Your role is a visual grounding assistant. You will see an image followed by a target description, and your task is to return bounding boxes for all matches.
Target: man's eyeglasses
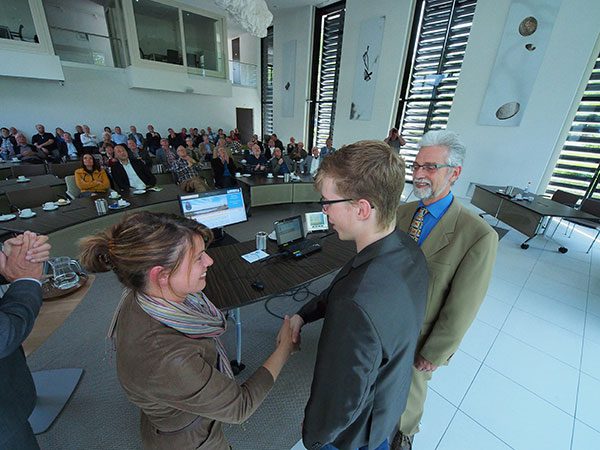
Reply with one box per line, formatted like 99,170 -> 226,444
409,163 -> 456,173
319,198 -> 354,209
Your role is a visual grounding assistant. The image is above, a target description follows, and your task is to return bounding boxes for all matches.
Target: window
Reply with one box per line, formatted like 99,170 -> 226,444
182,10 -> 224,73
546,50 -> 600,200
133,0 -> 182,65
308,1 -> 345,149
261,26 -> 274,137
42,0 -> 129,68
396,0 -> 477,180
0,0 -> 38,43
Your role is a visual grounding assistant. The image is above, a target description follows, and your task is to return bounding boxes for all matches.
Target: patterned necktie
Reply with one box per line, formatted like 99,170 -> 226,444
408,207 -> 428,243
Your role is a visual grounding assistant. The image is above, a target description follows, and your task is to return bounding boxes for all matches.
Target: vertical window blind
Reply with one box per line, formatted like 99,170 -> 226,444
261,26 -> 274,138
546,51 -> 600,200
396,0 -> 477,180
309,1 -> 345,149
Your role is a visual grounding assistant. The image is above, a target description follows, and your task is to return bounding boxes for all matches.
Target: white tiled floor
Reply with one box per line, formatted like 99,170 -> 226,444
414,216 -> 600,450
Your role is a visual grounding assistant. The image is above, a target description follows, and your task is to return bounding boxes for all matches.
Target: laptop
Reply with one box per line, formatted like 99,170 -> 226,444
274,215 -> 322,258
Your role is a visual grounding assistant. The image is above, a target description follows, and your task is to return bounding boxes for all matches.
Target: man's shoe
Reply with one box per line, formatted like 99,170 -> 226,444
390,430 -> 413,450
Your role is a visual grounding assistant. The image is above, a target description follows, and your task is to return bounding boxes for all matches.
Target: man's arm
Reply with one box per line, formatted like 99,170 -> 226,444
303,301 -> 380,448
419,229 -> 498,366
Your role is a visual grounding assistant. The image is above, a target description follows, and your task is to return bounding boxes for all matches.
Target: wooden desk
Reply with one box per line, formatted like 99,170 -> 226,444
236,174 -> 320,207
471,184 -> 598,252
0,174 -> 64,194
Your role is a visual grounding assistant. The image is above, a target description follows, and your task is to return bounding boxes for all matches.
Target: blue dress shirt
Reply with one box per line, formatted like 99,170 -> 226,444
414,192 -> 454,246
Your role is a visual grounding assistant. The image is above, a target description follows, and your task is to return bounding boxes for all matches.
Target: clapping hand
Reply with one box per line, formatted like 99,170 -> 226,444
0,231 -> 50,282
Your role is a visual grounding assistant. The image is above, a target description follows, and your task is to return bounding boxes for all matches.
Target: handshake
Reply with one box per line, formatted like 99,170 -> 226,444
275,314 -> 304,355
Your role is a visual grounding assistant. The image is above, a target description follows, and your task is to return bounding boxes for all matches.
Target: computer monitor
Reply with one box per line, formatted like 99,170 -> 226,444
274,215 -> 304,246
179,187 -> 247,236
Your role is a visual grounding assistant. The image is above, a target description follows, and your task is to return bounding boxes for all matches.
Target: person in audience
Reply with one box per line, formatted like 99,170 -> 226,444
301,147 -> 321,177
156,138 -> 177,167
391,131 -> 498,450
170,146 -> 209,193
245,144 -> 267,173
167,128 -> 184,149
59,132 -> 79,161
265,138 -> 276,160
190,128 -> 202,147
128,126 -> 145,149
112,126 -> 128,145
111,144 -> 156,192
271,133 -> 284,151
283,140 -> 428,450
206,126 -> 218,144
185,137 -> 204,162
225,136 -> 242,154
268,147 -> 294,175
81,125 -> 99,152
320,137 -> 336,157
14,133 -> 44,164
9,127 -> 18,137
146,124 -> 161,154
384,128 -> 406,151
79,212 -> 296,450
217,128 -> 225,142
180,127 -> 189,141
233,128 -> 241,141
0,231 -> 51,450
199,134 -> 215,161
289,141 -> 307,162
211,146 -> 237,188
251,134 -> 264,153
99,143 -> 117,170
32,123 -> 58,161
73,124 -> 84,153
74,153 -> 110,196
229,130 -> 240,142
104,126 -> 112,134
0,127 -> 17,160
126,138 -> 151,168
54,127 -> 66,146
99,132 -> 115,153
286,136 -> 297,155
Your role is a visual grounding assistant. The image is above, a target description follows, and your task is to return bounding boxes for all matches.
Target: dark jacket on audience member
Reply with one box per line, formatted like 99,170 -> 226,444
0,278 -> 43,449
211,157 -> 237,188
111,158 -> 156,191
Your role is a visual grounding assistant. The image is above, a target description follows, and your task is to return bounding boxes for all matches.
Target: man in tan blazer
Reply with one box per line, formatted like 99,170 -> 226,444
392,130 -> 498,450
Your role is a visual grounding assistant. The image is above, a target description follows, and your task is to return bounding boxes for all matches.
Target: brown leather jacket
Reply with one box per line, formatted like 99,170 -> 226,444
114,291 -> 274,449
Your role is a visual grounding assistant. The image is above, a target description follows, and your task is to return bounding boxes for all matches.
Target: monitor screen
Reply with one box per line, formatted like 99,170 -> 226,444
274,215 -> 304,246
179,187 -> 247,229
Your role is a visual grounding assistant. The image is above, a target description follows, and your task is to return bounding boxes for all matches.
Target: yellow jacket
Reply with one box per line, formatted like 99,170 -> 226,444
74,168 -> 110,193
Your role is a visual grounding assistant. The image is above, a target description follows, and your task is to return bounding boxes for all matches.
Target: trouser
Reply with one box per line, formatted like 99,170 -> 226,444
321,438 -> 389,450
0,420 -> 40,450
398,367 -> 433,436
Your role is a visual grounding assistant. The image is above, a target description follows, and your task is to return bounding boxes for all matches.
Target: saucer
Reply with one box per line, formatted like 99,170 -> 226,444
108,195 -> 121,200
56,199 -> 71,206
43,205 -> 59,211
277,175 -> 284,178
109,201 -> 130,210
132,189 -> 146,195
17,178 -> 30,183
147,187 -> 162,192
242,174 -> 252,177
19,212 -> 36,219
0,214 -> 16,222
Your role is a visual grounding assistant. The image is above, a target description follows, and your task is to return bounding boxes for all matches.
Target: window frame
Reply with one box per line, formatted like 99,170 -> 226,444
0,0 -> 55,55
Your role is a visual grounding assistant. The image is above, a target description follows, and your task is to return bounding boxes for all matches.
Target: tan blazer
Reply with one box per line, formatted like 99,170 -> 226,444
115,291 -> 274,449
397,198 -> 498,366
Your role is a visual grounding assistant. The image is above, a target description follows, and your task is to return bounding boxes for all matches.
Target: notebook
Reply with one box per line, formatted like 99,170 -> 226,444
274,215 -> 322,258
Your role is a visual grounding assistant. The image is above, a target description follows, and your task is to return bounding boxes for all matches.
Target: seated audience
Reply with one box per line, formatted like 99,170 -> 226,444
59,132 -> 79,161
79,212 -> 295,450
128,126 -> 145,149
111,144 -> 156,192
269,147 -> 294,175
320,137 -> 335,157
211,146 -> 238,188
170,146 -> 209,193
145,124 -> 161,154
127,138 -> 152,169
111,126 -> 128,145
73,124 -> 84,152
286,137 -> 297,155
81,125 -> 99,152
384,127 -> 406,150
74,153 -> 111,196
301,147 -> 321,177
199,134 -> 215,161
0,127 -> 17,160
156,138 -> 177,167
32,123 -> 58,161
167,128 -> 184,149
99,132 -> 115,153
15,133 -> 46,164
245,144 -> 268,173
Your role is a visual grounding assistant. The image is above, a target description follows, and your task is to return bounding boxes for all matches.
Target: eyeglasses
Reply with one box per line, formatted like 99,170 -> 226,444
409,163 -> 456,173
319,198 -> 354,209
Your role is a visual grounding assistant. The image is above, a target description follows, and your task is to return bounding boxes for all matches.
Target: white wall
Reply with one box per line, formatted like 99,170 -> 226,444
272,6 -> 314,144
448,0 -> 600,197
333,0 -> 415,145
0,64 -> 261,139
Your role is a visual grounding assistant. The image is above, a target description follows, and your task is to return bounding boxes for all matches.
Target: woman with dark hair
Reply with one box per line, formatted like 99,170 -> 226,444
74,153 -> 110,196
79,212 -> 295,449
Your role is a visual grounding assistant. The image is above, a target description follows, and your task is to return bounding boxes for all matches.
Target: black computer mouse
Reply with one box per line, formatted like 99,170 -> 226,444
251,281 -> 265,291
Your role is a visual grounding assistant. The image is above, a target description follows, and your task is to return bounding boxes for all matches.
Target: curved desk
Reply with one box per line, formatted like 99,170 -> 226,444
236,174 -> 320,207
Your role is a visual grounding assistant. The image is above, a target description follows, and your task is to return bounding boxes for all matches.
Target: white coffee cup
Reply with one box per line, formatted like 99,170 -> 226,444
43,202 -> 55,209
11,157 -> 19,162
117,199 -> 127,207
267,173 -> 274,178
110,191 -> 119,198
17,175 -> 26,180
235,172 -> 242,177
20,208 -> 33,217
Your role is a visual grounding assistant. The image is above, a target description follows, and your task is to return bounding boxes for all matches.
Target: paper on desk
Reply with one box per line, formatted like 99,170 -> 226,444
241,250 -> 269,263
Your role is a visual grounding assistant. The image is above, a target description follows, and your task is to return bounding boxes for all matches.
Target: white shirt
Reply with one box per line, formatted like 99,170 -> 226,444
66,142 -> 78,158
112,133 -> 127,145
81,133 -> 97,147
310,157 -> 320,176
121,160 -> 146,190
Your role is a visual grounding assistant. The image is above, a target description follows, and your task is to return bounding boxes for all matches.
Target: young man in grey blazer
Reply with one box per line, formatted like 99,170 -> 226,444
282,141 -> 429,450
0,231 -> 51,450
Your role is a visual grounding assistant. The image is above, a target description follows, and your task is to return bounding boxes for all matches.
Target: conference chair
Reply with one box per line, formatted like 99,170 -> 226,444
549,189 -> 580,237
64,175 -> 81,200
48,161 -> 81,179
563,198 -> 600,253
6,185 -> 57,210
11,164 -> 47,178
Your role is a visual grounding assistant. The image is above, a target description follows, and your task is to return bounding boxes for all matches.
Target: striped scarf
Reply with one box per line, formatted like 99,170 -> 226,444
136,291 -> 234,379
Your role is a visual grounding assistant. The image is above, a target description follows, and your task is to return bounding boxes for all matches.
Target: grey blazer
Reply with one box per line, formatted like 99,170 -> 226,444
0,279 -> 43,447
297,229 -> 428,450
